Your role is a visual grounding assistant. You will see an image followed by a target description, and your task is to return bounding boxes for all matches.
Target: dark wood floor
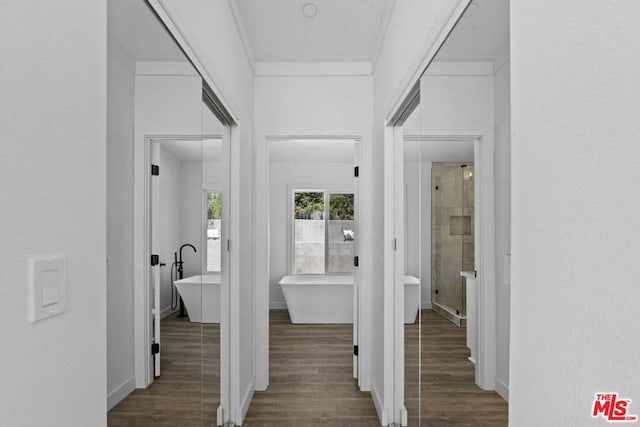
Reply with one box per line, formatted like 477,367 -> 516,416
107,313 -> 219,427
108,309 -> 507,426
242,310 -> 379,426
406,309 -> 508,427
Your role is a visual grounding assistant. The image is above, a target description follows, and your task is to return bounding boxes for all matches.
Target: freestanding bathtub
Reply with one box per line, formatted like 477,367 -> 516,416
174,274 -> 220,323
279,274 -> 353,324
278,274 -> 421,324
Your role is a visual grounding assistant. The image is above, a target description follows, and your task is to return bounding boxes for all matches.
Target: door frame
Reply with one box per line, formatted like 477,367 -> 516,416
403,134 -> 494,389
254,130 -> 372,392
137,134 -> 227,387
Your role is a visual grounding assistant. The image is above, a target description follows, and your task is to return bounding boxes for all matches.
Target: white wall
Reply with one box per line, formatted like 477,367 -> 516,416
493,57 -> 511,401
510,2 -> 640,425
158,148 -> 182,316
0,2 -> 107,426
254,74 -> 373,129
153,2 -> 256,421
269,163 -> 354,307
107,34 -> 136,409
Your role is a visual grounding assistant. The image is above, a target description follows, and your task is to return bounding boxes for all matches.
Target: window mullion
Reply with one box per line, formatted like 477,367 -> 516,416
324,191 -> 329,274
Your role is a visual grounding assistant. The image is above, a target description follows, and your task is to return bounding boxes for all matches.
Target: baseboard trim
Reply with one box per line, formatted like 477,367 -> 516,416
269,301 -> 287,310
495,377 -> 509,401
161,307 -> 175,319
371,380 -> 389,425
236,378 -> 255,424
421,301 -> 433,309
107,376 -> 136,411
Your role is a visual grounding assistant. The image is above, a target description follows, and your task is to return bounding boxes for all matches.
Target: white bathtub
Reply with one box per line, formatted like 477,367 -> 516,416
174,274 -> 220,323
279,274 -> 353,324
404,275 -> 420,324
278,274 -> 421,324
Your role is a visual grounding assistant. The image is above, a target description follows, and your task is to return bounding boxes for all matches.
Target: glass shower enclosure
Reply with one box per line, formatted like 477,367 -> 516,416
431,162 -> 474,325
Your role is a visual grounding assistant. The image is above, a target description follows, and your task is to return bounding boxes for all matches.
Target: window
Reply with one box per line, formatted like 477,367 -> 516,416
206,191 -> 221,272
292,190 -> 355,274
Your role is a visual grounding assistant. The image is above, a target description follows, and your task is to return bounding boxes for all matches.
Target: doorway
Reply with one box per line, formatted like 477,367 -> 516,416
254,135 -> 367,394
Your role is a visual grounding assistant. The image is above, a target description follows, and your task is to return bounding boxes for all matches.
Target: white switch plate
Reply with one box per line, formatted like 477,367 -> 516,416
28,255 -> 67,323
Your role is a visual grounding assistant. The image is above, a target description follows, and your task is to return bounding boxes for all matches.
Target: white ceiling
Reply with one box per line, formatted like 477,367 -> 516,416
108,0 -> 187,62
269,140 -> 355,164
234,0 -> 393,62
435,0 -> 509,62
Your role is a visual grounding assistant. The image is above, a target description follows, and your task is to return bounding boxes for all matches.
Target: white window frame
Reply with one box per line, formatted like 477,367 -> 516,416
203,188 -> 222,274
288,185 -> 355,275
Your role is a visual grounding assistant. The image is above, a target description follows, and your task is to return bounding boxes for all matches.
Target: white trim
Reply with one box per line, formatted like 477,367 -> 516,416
371,380 -> 389,426
107,376 -> 136,411
255,62 -> 371,76
254,129 -> 372,394
226,124 -> 239,424
392,126 -> 406,421
286,184 -> 355,276
384,0 -> 471,124
270,162 -> 353,169
495,377 -> 509,402
202,188 -> 223,274
135,61 -> 199,76
160,306 -> 175,319
227,0 -> 256,74
405,135 -> 496,390
235,378 -> 255,425
383,125 -> 396,422
473,136 -> 497,391
269,302 -> 287,310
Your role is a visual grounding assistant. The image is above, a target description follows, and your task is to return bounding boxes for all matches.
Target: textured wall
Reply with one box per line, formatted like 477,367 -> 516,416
510,1 -> 640,425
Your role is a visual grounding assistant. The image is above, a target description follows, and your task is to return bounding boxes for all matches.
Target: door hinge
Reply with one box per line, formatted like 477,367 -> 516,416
354,166 -> 359,177
150,254 -> 159,266
353,345 -> 358,356
474,270 -> 478,278
151,342 -> 160,355
354,256 -> 359,267
151,164 -> 159,176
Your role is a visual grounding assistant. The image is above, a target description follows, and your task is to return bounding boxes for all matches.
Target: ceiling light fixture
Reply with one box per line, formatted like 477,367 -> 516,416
302,3 -> 318,18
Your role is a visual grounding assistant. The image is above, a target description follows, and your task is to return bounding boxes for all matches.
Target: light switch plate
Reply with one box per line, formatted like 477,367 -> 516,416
29,255 -> 67,323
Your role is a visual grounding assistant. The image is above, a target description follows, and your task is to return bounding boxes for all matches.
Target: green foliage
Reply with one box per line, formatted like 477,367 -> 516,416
294,191 -> 354,220
294,192 -> 324,219
207,192 -> 221,220
329,193 -> 354,220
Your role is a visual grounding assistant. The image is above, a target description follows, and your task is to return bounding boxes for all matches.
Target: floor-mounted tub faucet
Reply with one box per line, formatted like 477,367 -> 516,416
176,243 -> 196,318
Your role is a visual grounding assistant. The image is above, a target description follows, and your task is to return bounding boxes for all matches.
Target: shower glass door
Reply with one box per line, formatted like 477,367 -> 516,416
431,163 -> 474,322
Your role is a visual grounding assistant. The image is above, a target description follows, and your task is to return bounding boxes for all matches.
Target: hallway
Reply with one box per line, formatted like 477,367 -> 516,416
243,310 -> 378,426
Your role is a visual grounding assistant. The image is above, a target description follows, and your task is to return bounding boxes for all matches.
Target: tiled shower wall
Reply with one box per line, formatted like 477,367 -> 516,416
431,162 -> 474,316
